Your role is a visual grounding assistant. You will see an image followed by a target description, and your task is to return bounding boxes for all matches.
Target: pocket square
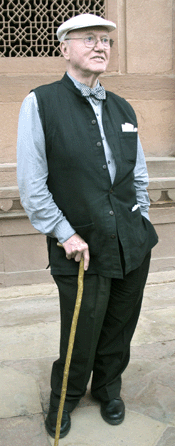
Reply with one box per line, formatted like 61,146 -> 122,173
121,123 -> 138,132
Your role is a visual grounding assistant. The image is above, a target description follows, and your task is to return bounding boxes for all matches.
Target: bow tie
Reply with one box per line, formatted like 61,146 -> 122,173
80,84 -> 106,105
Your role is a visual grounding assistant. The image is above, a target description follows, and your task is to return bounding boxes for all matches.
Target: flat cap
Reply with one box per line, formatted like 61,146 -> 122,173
56,14 -> 116,42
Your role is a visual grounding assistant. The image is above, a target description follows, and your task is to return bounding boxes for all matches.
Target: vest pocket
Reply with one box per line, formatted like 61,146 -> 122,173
119,132 -> 137,164
130,207 -> 147,246
72,222 -> 100,256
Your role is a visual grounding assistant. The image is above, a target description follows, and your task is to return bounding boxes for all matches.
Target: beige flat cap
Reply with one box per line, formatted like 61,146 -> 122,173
56,13 -> 116,42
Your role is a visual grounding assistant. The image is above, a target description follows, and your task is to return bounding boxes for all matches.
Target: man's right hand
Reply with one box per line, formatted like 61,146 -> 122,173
62,233 -> 90,271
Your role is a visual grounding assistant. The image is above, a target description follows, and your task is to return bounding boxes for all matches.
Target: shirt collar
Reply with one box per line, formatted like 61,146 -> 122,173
66,71 -> 101,93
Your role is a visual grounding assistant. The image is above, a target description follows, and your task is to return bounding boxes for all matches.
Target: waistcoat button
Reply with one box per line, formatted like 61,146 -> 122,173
109,210 -> 114,215
111,234 -> 116,239
103,165 -> 107,169
91,120 -> 96,124
97,142 -> 102,147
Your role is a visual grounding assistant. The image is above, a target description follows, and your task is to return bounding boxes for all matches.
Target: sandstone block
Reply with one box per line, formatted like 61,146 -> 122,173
126,0 -> 172,74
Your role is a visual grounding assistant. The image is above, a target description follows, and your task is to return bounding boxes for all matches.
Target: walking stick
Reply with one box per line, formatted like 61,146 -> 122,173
54,244 -> 85,446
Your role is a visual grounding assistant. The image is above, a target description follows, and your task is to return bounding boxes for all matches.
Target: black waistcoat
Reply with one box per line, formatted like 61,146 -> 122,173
33,73 -> 158,278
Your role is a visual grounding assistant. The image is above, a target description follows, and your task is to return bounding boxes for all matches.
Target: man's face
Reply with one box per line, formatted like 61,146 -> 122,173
61,27 -> 111,77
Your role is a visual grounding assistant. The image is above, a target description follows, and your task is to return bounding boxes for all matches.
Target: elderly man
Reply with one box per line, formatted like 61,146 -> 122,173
17,13 -> 158,439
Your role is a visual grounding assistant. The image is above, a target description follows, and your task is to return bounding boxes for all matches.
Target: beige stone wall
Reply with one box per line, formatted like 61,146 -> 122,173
106,0 -> 175,156
0,0 -> 175,286
0,0 -> 174,160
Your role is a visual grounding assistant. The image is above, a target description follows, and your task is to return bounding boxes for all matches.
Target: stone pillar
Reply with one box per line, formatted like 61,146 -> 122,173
104,0 -> 175,156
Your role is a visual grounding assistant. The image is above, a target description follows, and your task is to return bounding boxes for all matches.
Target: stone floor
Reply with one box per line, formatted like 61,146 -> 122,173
0,270 -> 175,446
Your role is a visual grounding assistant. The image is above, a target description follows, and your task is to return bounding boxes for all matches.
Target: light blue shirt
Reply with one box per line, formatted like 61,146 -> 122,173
17,75 -> 150,243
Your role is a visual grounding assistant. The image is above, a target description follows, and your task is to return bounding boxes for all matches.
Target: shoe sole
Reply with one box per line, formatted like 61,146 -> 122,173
45,419 -> 71,439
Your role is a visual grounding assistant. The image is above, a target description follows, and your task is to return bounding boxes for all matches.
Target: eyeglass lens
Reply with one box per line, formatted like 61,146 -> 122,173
85,37 -> 111,48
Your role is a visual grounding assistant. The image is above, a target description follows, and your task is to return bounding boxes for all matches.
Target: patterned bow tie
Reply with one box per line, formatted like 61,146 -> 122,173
80,84 -> 106,105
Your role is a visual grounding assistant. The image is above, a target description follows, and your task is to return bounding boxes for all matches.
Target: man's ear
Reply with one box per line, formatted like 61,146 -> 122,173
60,41 -> 70,60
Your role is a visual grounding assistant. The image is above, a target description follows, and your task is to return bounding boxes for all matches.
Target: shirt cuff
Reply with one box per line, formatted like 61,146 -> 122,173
141,211 -> 150,221
53,218 -> 76,244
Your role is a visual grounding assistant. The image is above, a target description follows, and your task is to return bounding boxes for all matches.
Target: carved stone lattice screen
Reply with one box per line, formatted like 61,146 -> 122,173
0,0 -> 105,57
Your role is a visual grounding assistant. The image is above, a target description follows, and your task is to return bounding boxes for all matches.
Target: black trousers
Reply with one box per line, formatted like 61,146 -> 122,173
50,251 -> 151,412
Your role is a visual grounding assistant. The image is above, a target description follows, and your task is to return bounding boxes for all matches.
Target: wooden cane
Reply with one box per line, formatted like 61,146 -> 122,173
54,244 -> 85,446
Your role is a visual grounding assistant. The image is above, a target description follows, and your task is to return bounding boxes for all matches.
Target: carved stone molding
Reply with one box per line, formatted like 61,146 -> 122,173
0,160 -> 175,219
0,182 -> 175,220
0,186 -> 23,217
0,198 -> 13,212
148,178 -> 175,207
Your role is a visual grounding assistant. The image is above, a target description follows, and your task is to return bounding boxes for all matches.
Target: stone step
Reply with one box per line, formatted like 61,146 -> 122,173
0,163 -> 17,187
146,157 -> 175,178
0,185 -> 19,198
1,158 -> 175,186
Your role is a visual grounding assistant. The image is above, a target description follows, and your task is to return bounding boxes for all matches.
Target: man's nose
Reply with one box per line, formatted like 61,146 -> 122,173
94,38 -> 104,50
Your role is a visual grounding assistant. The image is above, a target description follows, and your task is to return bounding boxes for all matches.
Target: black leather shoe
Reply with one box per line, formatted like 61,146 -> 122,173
100,398 -> 125,425
45,407 -> 71,439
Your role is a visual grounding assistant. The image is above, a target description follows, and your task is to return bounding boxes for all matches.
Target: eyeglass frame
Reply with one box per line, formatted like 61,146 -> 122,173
64,36 -> 114,49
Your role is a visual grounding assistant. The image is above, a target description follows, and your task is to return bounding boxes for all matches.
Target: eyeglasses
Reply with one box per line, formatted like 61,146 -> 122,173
65,36 -> 114,49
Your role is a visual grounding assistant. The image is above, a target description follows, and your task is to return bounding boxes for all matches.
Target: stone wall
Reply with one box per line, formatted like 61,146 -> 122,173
0,0 -> 175,286
1,0 -> 175,159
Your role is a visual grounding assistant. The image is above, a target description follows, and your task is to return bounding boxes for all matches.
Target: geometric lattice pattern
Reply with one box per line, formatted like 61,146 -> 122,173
0,0 -> 105,57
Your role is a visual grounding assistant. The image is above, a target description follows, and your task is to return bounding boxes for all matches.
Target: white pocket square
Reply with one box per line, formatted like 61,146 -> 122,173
121,123 -> 138,132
